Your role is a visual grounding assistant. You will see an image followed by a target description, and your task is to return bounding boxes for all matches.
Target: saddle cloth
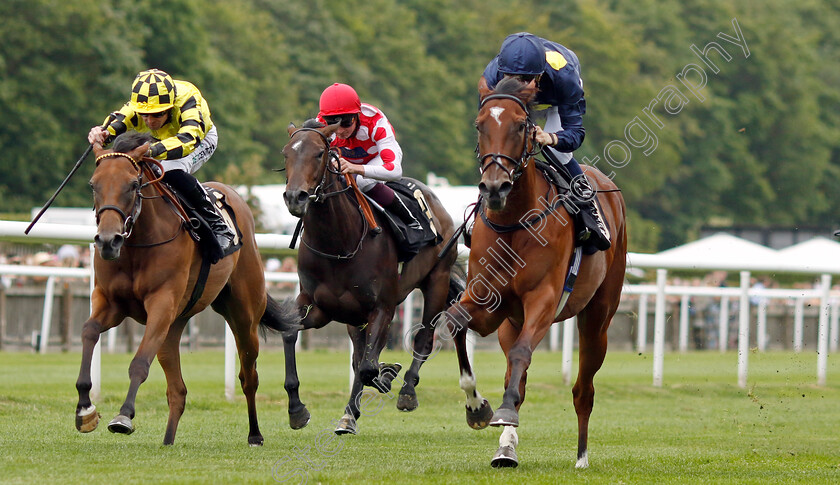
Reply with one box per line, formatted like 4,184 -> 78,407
363,179 -> 441,262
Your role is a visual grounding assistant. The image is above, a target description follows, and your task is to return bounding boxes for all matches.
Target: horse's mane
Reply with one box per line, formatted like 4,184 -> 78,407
303,118 -> 325,129
113,132 -> 156,152
484,76 -> 537,106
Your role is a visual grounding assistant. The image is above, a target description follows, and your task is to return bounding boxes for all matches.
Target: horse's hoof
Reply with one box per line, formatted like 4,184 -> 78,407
107,414 -> 134,434
396,392 -> 418,412
248,435 -> 264,447
575,451 -> 590,469
489,407 -> 519,427
491,445 -> 519,468
75,405 -> 101,433
334,413 -> 357,435
466,399 -> 494,429
373,362 -> 402,393
289,407 -> 311,430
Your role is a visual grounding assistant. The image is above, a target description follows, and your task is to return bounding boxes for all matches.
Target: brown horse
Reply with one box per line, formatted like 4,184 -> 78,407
281,121 -> 462,434
446,78 -> 627,468
74,132 -> 299,445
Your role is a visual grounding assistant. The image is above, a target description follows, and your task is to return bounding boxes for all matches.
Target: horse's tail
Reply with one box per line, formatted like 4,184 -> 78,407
260,293 -> 302,336
447,261 -> 467,305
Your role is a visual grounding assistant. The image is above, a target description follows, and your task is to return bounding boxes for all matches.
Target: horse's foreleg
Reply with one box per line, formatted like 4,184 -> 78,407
448,303 -> 493,430
157,320 -> 188,445
109,294 -> 177,435
491,303 -> 553,428
283,298 -> 327,430
75,292 -> 121,433
335,326 -> 366,435
358,307 -> 395,389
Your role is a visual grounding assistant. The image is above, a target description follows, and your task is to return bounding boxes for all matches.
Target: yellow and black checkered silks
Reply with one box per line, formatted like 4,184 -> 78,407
103,72 -> 214,161
130,69 -> 176,113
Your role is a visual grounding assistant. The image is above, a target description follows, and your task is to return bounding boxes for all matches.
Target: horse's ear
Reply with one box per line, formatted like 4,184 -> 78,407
129,142 -> 150,161
323,123 -> 340,137
287,123 -> 296,136
478,76 -> 492,103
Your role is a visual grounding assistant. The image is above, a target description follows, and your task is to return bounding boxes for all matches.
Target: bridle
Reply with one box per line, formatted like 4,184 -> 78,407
287,127 -> 367,260
93,152 -> 166,242
477,94 -> 541,183
288,127 -> 349,202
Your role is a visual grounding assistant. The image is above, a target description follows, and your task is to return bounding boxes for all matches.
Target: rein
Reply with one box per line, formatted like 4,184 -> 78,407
94,152 -> 184,248
288,127 -> 369,260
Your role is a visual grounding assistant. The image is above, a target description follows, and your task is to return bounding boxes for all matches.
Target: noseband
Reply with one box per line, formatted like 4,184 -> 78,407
289,127 -> 344,203
477,94 -> 541,182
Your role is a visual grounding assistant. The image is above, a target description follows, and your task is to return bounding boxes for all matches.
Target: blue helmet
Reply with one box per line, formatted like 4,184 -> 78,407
497,32 -> 545,75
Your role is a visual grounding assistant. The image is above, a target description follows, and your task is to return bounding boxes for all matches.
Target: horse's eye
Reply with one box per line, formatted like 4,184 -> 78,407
129,181 -> 139,192
519,122 -> 527,132
316,150 -> 324,160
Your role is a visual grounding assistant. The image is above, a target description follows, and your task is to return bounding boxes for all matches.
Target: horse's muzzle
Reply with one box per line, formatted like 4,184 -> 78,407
478,179 -> 512,211
94,232 -> 124,260
283,189 -> 311,218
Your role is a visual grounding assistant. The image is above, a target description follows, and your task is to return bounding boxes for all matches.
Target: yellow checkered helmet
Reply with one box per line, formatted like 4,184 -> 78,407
129,69 -> 176,114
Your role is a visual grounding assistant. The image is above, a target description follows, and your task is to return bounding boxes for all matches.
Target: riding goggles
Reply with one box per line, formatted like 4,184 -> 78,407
324,114 -> 357,128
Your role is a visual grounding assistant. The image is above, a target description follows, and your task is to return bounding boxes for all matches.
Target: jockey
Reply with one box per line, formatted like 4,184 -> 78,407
317,83 -> 422,230
87,69 -> 233,262
481,32 -> 611,251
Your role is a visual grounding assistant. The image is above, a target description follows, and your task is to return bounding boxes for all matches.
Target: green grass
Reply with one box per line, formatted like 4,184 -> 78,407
1,349 -> 839,484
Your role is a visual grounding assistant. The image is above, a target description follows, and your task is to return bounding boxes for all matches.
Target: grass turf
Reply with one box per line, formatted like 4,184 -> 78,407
0,348 -> 838,484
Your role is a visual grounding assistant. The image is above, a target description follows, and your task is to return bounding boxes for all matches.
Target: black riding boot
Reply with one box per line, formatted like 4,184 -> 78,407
163,170 -> 234,262
385,196 -> 423,231
571,176 -> 611,251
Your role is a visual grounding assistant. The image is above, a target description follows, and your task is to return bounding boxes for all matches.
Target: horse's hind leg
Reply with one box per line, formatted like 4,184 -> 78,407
157,319 -> 188,445
398,271 -> 450,411
212,288 -> 265,446
572,304 -> 613,469
75,293 -> 122,433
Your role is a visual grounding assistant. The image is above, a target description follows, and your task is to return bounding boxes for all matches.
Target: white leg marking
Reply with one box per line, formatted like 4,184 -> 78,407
78,405 -> 97,417
499,425 -> 518,448
575,451 -> 589,469
459,371 -> 484,410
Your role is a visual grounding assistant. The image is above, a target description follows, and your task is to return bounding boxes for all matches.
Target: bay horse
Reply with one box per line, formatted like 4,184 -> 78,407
281,121 -> 462,434
446,78 -> 627,468
74,132 -> 299,445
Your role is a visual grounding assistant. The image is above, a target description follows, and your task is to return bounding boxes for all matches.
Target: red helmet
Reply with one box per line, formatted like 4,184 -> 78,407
318,83 -> 361,117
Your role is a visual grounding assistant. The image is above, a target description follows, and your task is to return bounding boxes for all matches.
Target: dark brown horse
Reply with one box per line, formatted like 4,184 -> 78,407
281,121 -> 462,434
446,78 -> 627,468
74,132 -> 298,445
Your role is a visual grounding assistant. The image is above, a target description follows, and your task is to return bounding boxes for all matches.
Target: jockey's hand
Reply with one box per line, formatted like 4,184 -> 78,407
338,157 -> 365,176
88,126 -> 108,146
533,126 -> 557,147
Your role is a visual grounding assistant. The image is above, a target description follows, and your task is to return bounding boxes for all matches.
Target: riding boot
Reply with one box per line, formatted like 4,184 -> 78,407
571,175 -> 611,251
385,196 -> 423,231
163,170 -> 234,261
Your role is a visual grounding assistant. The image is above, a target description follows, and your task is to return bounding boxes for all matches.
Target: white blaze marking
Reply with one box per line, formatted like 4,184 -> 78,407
291,140 -> 303,152
490,106 -> 505,126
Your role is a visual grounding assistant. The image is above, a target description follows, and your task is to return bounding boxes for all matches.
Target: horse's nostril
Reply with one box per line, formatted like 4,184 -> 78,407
296,192 -> 309,204
113,234 -> 124,248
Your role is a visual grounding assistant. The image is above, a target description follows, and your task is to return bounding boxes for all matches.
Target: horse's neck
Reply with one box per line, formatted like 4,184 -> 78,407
129,187 -> 181,245
304,187 -> 364,243
488,161 -> 546,224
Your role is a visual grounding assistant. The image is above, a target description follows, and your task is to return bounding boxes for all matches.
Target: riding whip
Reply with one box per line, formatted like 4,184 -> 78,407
25,114 -> 116,234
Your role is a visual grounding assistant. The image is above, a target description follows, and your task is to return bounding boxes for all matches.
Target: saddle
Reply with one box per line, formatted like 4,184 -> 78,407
166,183 -> 243,260
363,179 -> 442,262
